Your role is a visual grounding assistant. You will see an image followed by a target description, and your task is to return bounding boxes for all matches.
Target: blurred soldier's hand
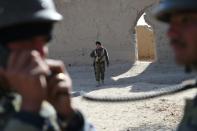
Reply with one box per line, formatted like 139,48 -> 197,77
0,51 -> 75,117
0,50 -> 50,112
46,59 -> 75,118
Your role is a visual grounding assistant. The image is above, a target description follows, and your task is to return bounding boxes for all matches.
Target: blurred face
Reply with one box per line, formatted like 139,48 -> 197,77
96,44 -> 101,48
167,12 -> 197,66
7,36 -> 49,59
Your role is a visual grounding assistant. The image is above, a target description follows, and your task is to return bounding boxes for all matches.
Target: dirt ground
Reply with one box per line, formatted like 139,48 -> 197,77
67,61 -> 197,131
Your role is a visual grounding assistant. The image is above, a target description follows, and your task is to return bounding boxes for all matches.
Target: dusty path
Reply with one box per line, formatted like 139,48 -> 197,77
67,61 -> 196,131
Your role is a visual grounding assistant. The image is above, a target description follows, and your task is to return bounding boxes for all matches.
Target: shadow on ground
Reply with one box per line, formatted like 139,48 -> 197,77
67,61 -> 196,97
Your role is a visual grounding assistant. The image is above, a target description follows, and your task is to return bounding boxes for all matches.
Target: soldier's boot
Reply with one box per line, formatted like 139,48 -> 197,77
96,81 -> 101,87
101,80 -> 104,85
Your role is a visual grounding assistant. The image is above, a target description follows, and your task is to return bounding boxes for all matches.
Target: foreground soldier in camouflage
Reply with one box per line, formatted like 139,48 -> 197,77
90,41 -> 109,87
155,0 -> 197,130
0,0 -> 95,131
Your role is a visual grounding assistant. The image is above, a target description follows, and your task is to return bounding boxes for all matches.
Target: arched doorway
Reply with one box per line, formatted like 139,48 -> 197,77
135,13 -> 156,61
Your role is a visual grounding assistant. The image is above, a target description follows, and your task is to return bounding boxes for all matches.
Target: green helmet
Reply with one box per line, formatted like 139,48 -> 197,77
0,0 -> 63,29
155,0 -> 197,23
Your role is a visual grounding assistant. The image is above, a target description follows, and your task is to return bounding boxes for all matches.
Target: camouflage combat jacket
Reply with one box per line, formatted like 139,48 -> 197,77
90,47 -> 109,65
0,93 -> 95,131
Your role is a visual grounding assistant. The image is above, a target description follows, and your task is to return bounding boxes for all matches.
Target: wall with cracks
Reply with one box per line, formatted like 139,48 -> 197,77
49,0 -> 172,65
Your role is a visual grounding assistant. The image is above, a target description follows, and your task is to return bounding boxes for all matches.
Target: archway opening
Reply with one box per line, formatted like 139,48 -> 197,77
135,13 -> 156,62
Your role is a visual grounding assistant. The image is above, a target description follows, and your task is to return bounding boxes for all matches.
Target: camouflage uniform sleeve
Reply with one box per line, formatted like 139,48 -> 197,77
4,111 -> 45,131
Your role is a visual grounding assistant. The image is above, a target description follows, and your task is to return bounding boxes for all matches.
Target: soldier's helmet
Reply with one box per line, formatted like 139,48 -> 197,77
0,0 -> 63,45
0,0 -> 62,29
155,0 -> 197,23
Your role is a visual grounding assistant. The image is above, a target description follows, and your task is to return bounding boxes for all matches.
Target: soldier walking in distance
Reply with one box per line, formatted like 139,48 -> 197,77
155,0 -> 197,130
90,41 -> 109,87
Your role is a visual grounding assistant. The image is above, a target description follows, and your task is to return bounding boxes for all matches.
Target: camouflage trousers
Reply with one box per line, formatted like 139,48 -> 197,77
93,61 -> 105,82
177,96 -> 197,131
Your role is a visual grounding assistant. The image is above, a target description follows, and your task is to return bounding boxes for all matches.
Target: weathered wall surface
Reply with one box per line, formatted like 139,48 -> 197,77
145,6 -> 174,64
49,0 -> 173,65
